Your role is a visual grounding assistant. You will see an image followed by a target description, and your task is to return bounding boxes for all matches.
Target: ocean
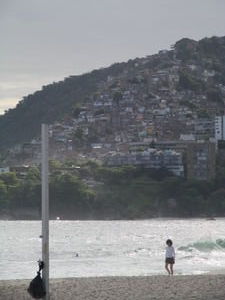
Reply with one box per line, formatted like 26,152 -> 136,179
1,219 -> 225,280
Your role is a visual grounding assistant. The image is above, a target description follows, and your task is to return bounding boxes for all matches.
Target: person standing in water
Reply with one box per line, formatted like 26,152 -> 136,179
165,239 -> 175,275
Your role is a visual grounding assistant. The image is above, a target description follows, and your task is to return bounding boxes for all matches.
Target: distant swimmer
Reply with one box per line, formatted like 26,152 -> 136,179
165,239 -> 175,275
75,253 -> 79,257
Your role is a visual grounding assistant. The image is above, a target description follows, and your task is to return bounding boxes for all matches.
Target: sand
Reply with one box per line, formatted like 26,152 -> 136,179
0,275 -> 225,300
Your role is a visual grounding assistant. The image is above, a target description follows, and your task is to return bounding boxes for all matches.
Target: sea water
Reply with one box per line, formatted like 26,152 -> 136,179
1,219 -> 225,280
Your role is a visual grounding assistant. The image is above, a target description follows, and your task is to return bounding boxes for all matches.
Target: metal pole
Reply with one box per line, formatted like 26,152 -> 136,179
41,124 -> 49,300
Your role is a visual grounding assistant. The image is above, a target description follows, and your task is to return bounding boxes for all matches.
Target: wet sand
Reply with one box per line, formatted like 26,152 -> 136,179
0,275 -> 225,300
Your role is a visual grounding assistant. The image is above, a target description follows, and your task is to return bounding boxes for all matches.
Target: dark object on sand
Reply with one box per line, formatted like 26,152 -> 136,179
27,261 -> 46,299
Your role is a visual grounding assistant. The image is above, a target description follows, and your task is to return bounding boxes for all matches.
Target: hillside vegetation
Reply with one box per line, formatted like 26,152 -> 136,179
1,159 -> 225,219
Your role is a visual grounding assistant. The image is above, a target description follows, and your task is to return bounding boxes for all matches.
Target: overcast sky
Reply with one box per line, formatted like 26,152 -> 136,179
1,0 -> 225,114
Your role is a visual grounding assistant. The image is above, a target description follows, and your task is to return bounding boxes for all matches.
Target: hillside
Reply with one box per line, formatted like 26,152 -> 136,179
0,35 -> 225,152
0,64 -> 126,150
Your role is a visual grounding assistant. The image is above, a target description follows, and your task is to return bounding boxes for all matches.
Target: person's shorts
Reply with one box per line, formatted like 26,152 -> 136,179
165,257 -> 175,264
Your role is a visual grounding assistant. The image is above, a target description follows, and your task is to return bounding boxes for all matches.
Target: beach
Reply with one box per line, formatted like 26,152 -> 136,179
0,275 -> 225,300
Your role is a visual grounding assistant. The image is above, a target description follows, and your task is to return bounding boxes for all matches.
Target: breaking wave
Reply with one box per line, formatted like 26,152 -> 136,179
178,239 -> 225,252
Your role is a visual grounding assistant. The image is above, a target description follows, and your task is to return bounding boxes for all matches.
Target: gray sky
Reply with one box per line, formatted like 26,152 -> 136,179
1,0 -> 225,114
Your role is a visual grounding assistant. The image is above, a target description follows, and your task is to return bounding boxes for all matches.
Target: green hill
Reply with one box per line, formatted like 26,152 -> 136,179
0,63 -> 128,150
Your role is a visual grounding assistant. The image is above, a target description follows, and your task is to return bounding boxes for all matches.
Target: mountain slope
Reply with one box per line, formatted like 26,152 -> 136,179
0,63 -> 129,150
0,35 -> 225,151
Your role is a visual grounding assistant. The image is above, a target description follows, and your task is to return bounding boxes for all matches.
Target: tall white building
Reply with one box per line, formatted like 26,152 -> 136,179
215,116 -> 225,141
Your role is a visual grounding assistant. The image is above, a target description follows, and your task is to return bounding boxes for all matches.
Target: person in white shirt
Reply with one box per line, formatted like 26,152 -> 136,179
165,239 -> 175,275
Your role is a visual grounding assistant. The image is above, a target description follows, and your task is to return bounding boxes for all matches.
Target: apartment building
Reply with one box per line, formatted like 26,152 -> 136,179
186,141 -> 216,181
215,116 -> 225,141
105,148 -> 184,176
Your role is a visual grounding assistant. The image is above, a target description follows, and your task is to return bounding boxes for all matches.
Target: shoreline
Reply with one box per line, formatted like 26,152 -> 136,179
1,274 -> 225,300
0,216 -> 222,221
